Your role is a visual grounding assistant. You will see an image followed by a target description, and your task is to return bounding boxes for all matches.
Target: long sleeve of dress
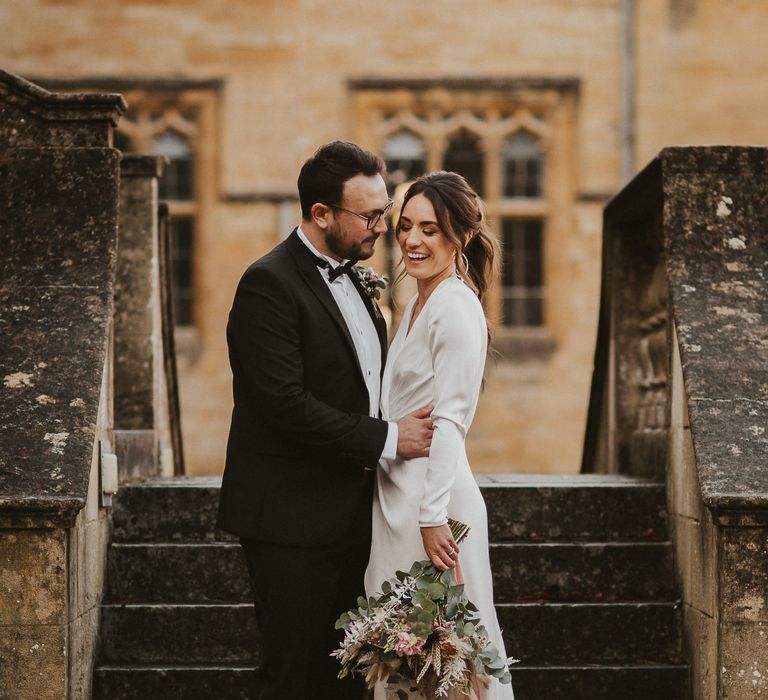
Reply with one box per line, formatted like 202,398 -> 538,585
418,283 -> 488,527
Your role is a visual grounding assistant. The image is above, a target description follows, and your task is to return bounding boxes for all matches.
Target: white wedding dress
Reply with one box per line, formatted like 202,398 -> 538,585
365,277 -> 514,700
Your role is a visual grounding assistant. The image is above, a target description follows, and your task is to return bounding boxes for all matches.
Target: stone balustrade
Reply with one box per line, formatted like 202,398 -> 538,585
0,69 -> 179,699
0,69 -> 125,699
583,147 -> 768,698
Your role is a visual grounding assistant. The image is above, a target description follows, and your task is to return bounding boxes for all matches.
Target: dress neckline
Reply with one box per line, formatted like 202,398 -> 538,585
403,276 -> 463,340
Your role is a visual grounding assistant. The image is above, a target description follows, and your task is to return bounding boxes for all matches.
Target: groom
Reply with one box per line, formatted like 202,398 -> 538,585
217,141 -> 434,700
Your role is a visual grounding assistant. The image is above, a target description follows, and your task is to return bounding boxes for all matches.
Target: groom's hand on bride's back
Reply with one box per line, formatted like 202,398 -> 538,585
396,405 -> 434,459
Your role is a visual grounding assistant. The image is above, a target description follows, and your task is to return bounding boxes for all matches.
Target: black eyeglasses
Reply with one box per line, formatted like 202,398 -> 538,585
324,199 -> 394,230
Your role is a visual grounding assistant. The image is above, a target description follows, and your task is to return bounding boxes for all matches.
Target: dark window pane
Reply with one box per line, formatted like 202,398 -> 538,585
502,131 -> 543,198
521,219 -> 541,255
159,156 -> 195,201
502,245 -> 518,287
443,128 -> 484,197
153,130 -> 195,201
170,217 -> 194,326
525,298 -> 543,325
500,218 -> 544,327
502,298 -> 521,328
525,254 -> 542,287
524,221 -> 543,286
525,160 -> 541,197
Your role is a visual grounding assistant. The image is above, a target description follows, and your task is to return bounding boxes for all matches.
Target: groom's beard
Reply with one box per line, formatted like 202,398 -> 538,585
326,220 -> 378,262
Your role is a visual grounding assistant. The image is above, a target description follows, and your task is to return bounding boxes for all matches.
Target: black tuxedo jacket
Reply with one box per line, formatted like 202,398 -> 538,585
216,229 -> 389,546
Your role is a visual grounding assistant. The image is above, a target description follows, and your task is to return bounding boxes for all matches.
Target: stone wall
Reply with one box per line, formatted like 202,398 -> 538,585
668,339 -> 718,698
0,71 -> 124,699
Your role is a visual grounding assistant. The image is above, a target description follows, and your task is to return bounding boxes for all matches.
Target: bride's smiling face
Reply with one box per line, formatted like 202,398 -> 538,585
397,193 -> 456,283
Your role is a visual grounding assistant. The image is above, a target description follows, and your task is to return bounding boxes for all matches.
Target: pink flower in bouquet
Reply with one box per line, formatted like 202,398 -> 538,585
394,631 -> 425,657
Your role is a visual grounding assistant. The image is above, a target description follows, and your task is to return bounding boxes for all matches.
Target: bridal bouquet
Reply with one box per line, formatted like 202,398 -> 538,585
333,519 -> 514,698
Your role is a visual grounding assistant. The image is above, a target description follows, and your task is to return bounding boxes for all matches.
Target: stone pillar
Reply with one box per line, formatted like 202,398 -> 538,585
114,154 -> 173,481
0,70 -> 124,699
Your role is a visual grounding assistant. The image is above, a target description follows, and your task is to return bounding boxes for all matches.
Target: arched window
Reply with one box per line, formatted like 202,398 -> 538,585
152,130 -> 196,326
382,129 -> 426,189
153,130 -> 195,202
502,131 -> 543,198
443,128 -> 485,196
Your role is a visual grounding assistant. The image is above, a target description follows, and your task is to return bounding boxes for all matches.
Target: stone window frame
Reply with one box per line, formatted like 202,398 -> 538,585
40,78 -> 221,351
350,78 -> 578,360
114,86 -> 218,338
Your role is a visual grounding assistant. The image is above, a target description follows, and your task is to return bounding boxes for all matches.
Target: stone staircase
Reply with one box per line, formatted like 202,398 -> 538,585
483,474 -> 688,698
93,474 -> 689,699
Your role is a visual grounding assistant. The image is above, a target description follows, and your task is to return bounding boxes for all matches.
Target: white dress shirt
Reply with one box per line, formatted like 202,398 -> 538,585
297,227 -> 398,460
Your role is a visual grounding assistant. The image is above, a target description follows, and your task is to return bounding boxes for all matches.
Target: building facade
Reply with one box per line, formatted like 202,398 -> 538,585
4,0 -> 767,474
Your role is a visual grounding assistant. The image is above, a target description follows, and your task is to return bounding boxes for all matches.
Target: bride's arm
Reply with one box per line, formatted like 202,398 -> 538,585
419,285 -> 488,529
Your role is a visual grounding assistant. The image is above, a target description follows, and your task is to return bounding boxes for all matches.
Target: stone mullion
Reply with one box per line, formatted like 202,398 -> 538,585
424,136 -> 445,173
539,98 -> 567,342
190,91 -> 216,343
130,109 -> 158,154
482,130 -> 503,325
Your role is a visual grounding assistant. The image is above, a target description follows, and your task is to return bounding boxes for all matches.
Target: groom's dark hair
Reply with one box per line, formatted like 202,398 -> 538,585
298,141 -> 385,220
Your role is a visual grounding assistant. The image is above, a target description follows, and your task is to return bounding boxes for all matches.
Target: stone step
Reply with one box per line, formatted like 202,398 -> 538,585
478,474 -> 668,542
510,664 -> 689,700
93,663 -> 688,700
99,601 -> 681,666
105,541 -> 675,605
490,541 -> 675,603
99,604 -> 260,665
106,543 -> 251,603
111,477 -> 233,544
499,602 -> 682,666
93,666 -> 256,700
112,474 -> 669,543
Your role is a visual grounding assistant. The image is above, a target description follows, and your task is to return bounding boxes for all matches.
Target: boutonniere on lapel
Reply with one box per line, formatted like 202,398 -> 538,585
353,265 -> 388,302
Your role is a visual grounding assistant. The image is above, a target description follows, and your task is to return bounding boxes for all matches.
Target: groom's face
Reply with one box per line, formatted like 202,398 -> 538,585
325,173 -> 389,261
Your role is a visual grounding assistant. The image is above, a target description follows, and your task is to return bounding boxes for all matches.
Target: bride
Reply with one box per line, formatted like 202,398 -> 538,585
365,171 -> 515,699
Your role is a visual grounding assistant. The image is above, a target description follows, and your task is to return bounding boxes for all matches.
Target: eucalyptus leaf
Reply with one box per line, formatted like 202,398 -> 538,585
425,580 -> 447,598
408,561 -> 425,577
442,568 -> 458,586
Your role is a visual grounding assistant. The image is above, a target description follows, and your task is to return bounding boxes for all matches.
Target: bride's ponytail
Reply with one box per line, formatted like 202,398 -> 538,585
457,196 -> 499,305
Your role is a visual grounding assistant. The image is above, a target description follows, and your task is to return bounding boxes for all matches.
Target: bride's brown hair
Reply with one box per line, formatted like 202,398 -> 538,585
396,171 -> 500,305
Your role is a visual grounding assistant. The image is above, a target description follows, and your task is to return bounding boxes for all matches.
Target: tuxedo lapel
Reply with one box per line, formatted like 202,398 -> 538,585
286,230 -> 368,385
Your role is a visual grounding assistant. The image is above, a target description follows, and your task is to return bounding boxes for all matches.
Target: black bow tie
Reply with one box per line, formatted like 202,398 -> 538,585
315,257 -> 356,282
